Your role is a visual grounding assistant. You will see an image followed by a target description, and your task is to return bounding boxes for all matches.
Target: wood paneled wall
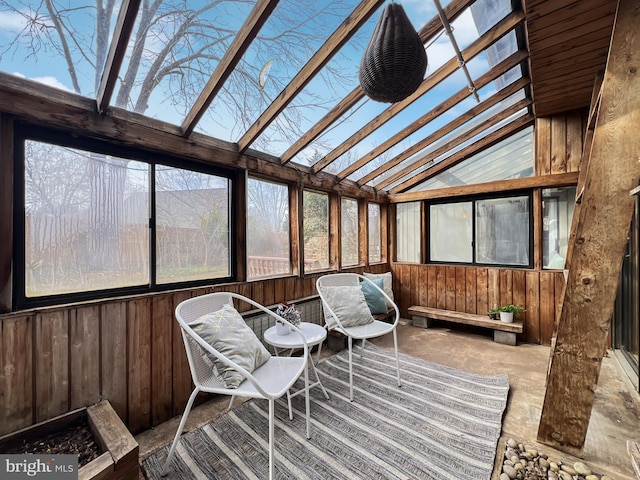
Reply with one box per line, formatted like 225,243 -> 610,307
536,109 -> 587,175
391,264 -> 565,345
0,266 -> 387,437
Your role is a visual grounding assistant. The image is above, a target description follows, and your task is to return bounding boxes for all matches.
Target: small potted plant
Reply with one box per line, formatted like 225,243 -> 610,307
487,307 -> 500,320
492,304 -> 525,323
275,301 -> 302,335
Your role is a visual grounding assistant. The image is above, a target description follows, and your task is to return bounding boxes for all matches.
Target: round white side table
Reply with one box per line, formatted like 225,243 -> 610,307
263,322 -> 330,419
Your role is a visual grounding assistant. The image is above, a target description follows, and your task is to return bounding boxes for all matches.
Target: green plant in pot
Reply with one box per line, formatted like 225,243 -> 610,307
487,307 -> 500,320
492,304 -> 524,323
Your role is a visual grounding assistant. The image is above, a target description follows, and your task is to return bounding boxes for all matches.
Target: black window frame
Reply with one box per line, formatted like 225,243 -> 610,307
426,191 -> 534,268
13,124 -> 236,309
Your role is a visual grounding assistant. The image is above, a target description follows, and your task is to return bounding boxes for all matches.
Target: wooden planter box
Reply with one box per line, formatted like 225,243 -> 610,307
0,400 -> 139,480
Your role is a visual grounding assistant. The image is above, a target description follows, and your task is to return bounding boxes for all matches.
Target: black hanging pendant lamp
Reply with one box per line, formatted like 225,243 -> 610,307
359,2 -> 427,103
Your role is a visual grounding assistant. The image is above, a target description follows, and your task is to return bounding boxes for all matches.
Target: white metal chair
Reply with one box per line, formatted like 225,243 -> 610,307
161,292 -> 310,480
316,273 -> 401,401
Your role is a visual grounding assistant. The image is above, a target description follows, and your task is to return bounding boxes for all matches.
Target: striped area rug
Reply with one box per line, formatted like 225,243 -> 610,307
142,344 -> 509,480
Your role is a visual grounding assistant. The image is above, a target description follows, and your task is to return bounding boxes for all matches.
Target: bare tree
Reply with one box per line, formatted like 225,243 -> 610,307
2,0 -> 359,286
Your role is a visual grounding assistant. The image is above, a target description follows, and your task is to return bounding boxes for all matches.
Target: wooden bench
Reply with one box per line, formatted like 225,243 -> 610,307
408,306 -> 523,346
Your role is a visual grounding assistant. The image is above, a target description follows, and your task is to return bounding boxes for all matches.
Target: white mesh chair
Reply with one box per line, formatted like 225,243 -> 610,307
316,273 -> 401,401
162,292 -> 310,480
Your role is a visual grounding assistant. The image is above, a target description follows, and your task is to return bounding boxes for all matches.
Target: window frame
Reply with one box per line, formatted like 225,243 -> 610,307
302,188 -> 331,274
246,175 -> 292,280
426,191 -> 534,268
13,125 -> 235,308
340,196 -> 359,268
367,202 -> 382,264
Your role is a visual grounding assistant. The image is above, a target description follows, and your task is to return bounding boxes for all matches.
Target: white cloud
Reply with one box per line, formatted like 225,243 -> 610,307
0,10 -> 27,32
12,72 -> 71,92
450,10 -> 481,47
402,0 -> 438,22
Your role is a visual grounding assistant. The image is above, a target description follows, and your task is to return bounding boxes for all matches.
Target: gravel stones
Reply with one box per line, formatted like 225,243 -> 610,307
501,438 -> 616,480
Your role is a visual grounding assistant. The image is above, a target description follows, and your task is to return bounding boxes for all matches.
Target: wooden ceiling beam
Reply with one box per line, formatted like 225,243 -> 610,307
387,110 -> 534,193
280,87 -> 364,165
96,0 -> 140,114
0,72 -> 386,203
358,73 -> 529,186
181,0 -> 279,137
340,50 -> 529,182
311,9 -> 525,174
237,0 -> 386,153
417,0 -> 475,42
279,0 -> 472,166
389,172 -> 578,203
382,98 -> 531,193
538,0 -> 640,452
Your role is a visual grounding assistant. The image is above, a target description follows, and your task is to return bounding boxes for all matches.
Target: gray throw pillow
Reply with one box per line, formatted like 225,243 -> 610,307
320,285 -> 374,329
191,304 -> 271,389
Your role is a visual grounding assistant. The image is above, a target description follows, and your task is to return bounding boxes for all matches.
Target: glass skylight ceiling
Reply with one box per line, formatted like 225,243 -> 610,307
0,0 -> 529,195
409,125 -> 534,191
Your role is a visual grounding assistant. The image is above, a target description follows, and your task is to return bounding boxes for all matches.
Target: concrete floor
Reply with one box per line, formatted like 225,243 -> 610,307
137,322 -> 640,479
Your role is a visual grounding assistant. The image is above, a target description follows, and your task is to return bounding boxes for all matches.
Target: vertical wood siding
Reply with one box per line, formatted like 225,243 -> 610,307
536,109 -> 586,175
391,264 -> 565,347
0,265 -> 387,437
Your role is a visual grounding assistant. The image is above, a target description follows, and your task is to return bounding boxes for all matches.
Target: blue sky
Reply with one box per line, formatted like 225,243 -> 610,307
0,0 -> 515,175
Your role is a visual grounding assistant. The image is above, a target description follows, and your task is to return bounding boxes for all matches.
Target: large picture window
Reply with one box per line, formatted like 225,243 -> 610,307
18,133 -> 233,305
341,197 -> 359,267
368,203 -> 382,263
155,166 -> 230,284
428,194 -> 532,267
430,202 -> 473,263
476,196 -> 530,266
303,190 -> 329,271
397,202 -> 421,263
247,178 -> 290,279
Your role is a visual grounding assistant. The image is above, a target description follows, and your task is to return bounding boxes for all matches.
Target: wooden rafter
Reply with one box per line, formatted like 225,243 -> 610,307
340,50 -> 529,182
358,72 -> 529,187
311,9 -> 525,174
385,102 -> 533,193
537,0 -> 640,453
181,0 -> 279,137
96,0 -> 140,114
280,87 -> 364,165
237,0 -> 386,153
279,0 -> 474,166
389,172 -> 579,202
417,0 -> 475,42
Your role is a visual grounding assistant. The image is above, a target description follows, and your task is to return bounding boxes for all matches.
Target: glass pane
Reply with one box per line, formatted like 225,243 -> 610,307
410,124 -> 534,191
430,202 -> 472,262
303,190 -> 329,271
114,1 -> 256,123
397,202 -> 420,263
341,197 -> 358,266
24,141 -> 149,297
368,203 -> 381,263
542,186 -> 576,269
476,196 -> 529,265
0,0 -> 120,98
247,178 -> 290,278
155,166 -> 230,284
198,0 -> 361,147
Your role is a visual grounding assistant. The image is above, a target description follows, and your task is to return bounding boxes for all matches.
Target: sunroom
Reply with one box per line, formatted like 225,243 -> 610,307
0,0 -> 639,478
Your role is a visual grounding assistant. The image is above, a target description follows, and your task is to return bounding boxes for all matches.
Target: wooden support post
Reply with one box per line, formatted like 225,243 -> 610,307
0,114 -> 13,313
537,0 -> 640,453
